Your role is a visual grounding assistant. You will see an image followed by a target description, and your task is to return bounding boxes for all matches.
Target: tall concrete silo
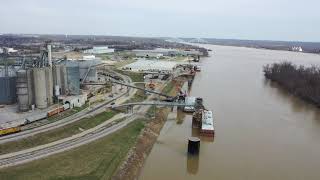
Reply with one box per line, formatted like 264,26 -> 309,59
26,69 -> 35,106
45,67 -> 53,105
33,68 -> 47,109
53,64 -> 68,95
16,70 -> 29,111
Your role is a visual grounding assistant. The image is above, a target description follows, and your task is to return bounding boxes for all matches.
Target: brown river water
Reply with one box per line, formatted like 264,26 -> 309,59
139,44 -> 320,180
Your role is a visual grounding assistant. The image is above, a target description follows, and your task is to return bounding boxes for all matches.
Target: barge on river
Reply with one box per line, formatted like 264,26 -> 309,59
192,109 -> 214,137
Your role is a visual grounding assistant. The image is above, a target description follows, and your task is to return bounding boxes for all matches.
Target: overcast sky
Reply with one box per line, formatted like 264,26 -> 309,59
0,0 -> 319,42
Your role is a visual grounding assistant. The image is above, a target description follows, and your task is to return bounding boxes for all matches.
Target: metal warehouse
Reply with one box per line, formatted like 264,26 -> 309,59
122,59 -> 178,72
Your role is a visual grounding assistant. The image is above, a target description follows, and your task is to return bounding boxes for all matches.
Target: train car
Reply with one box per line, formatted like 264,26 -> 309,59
0,127 -> 21,136
0,121 -> 22,136
47,107 -> 64,117
25,112 -> 47,124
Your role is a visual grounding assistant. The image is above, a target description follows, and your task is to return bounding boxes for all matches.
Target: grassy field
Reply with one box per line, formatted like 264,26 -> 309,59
0,110 -> 117,155
114,69 -> 144,82
0,120 -> 145,180
162,81 -> 175,95
114,59 -> 136,69
124,83 -> 147,104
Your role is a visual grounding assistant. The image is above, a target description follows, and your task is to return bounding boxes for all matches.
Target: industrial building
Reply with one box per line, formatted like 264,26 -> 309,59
0,43 -> 97,113
132,48 -> 203,58
122,59 -> 178,73
84,46 -> 115,54
60,93 -> 87,109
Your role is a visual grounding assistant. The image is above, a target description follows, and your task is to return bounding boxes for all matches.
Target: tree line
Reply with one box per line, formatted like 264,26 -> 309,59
263,62 -> 320,106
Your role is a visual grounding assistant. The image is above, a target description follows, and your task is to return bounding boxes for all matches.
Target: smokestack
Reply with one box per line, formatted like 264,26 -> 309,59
47,44 -> 52,67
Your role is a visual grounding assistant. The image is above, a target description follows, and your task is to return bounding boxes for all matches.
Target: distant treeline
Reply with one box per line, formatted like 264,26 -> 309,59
194,38 -> 320,54
263,62 -> 320,106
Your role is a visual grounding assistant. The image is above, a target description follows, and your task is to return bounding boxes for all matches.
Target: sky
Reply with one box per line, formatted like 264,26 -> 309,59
0,0 -> 319,42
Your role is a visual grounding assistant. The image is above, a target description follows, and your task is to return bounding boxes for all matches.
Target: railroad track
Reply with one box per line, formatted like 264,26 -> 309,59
0,72 -> 133,144
0,70 -> 169,168
0,113 -> 142,168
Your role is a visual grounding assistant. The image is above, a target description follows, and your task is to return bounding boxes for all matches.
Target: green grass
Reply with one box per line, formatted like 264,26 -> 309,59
146,105 -> 157,118
0,110 -> 117,155
162,81 -> 175,95
0,120 -> 145,180
96,54 -> 112,60
114,59 -> 136,68
124,83 -> 147,103
114,69 -> 144,82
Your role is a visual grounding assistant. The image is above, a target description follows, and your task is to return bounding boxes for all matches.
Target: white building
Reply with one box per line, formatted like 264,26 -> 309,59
83,55 -> 96,60
123,59 -> 178,73
60,94 -> 87,109
84,46 -> 115,54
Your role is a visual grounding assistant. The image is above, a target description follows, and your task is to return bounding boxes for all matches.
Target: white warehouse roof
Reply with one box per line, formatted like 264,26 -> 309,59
123,60 -> 178,72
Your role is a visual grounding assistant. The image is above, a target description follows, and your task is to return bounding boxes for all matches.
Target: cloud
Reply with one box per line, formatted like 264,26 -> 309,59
0,0 -> 319,41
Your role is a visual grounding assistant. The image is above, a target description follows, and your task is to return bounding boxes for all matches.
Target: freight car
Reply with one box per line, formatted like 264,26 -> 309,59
0,127 -> 21,136
47,107 -> 64,117
0,103 -> 71,136
0,121 -> 23,136
47,103 -> 70,117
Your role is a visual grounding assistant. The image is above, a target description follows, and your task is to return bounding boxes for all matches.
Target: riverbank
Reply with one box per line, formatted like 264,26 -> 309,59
263,62 -> 320,107
112,79 -> 184,180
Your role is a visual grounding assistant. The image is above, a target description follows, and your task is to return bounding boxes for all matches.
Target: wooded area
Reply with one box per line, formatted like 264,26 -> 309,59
263,62 -> 320,106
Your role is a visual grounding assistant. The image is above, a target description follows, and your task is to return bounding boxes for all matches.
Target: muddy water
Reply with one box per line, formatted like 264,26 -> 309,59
139,45 -> 320,180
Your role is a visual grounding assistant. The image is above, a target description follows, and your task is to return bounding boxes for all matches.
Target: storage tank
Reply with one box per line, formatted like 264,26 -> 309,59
45,67 -> 53,105
33,68 -> 47,109
16,70 -> 29,111
53,64 -> 68,95
0,77 -> 16,104
26,69 -> 34,106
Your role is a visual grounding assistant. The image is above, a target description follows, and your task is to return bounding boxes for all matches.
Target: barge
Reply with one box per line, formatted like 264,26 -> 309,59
192,109 -> 214,137
200,110 -> 214,137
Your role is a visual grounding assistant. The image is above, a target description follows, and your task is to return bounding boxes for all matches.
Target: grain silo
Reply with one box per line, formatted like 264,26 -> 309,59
26,69 -> 35,106
45,67 -> 53,105
53,64 -> 68,95
16,69 -> 29,111
33,68 -> 47,109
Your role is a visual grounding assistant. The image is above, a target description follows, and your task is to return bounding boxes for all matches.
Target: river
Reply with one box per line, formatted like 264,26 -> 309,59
139,44 -> 320,180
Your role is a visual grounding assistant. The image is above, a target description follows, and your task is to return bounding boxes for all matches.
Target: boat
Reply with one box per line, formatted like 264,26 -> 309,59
192,109 -> 214,137
183,96 -> 196,113
194,65 -> 201,72
200,110 -> 214,137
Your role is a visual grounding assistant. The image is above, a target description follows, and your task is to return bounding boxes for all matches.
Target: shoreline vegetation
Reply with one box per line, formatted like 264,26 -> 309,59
263,62 -> 320,106
112,79 -> 182,180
